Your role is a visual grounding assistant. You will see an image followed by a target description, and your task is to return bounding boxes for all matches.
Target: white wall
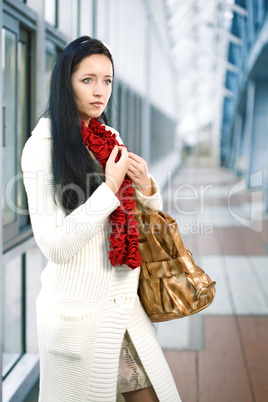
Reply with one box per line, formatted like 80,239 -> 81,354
87,0 -> 177,119
58,0 -> 79,39
79,0 -> 94,37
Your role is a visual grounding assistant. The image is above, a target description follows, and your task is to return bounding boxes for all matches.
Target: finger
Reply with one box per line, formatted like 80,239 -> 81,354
129,158 -> 140,170
111,145 -> 118,153
128,152 -> 145,163
127,166 -> 143,180
126,170 -> 136,181
127,170 -> 137,180
120,147 -> 129,158
129,160 -> 146,176
127,165 -> 139,176
108,145 -> 118,161
128,154 -> 147,172
117,145 -> 128,155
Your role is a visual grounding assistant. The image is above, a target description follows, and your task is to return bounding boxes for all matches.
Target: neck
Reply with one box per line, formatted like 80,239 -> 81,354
80,116 -> 92,126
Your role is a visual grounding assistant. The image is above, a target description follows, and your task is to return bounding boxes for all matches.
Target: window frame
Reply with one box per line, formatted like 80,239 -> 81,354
44,0 -> 59,28
2,14 -> 34,252
2,2 -> 38,252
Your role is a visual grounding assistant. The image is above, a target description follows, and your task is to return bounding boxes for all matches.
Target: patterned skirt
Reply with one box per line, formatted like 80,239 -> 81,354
117,331 -> 152,394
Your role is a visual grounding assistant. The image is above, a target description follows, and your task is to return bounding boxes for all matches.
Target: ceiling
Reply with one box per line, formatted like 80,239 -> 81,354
163,0 -> 244,148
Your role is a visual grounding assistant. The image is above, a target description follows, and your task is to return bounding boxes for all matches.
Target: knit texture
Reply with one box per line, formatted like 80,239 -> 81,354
21,118 -> 181,402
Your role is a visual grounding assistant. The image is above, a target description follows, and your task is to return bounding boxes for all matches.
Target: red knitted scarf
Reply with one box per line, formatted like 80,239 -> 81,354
81,118 -> 142,269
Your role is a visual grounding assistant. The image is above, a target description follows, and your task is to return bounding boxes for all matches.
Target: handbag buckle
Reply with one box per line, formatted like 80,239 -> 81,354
196,285 -> 209,300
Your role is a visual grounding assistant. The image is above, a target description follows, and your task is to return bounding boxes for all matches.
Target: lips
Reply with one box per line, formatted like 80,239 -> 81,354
91,102 -> 103,108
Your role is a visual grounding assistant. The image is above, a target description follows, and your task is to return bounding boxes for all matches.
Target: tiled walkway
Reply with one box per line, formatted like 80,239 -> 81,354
158,161 -> 268,402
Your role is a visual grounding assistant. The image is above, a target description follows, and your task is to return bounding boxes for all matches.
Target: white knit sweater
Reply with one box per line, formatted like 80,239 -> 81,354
21,118 -> 181,402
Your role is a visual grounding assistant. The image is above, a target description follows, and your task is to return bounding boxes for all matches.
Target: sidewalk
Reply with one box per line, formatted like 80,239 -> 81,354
157,159 -> 268,402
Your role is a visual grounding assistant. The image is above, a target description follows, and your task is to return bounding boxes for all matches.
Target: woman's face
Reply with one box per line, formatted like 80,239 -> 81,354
71,54 -> 113,125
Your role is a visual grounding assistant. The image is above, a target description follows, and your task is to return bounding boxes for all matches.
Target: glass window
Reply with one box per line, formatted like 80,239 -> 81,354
2,28 -> 17,228
45,40 -> 62,101
2,25 -> 31,247
45,49 -> 55,99
45,0 -> 58,26
58,0 -> 78,36
25,247 -> 44,353
2,255 -> 24,378
17,31 -> 31,229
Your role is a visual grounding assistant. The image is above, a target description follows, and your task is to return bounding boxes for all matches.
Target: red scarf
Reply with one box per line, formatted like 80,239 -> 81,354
81,118 -> 142,269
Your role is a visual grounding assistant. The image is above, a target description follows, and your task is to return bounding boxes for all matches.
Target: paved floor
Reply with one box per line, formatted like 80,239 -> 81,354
24,159 -> 268,402
158,160 -> 268,402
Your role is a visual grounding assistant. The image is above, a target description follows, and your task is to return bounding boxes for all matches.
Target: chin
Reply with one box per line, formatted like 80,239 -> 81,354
90,112 -> 103,120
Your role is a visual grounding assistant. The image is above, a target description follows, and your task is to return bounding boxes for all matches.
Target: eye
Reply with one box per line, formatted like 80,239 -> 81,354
104,79 -> 112,85
83,78 -> 92,83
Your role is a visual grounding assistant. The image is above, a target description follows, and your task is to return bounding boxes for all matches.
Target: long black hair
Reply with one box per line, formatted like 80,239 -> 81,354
48,36 -> 114,213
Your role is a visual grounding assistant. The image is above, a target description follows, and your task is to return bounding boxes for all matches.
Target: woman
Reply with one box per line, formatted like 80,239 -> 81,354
21,36 -> 181,402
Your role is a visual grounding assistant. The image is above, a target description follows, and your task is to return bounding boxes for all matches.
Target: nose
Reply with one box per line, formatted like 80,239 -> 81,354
93,81 -> 104,97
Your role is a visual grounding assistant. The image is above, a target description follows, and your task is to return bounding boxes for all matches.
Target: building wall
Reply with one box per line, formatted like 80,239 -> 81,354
0,0 -> 178,399
221,0 -> 268,210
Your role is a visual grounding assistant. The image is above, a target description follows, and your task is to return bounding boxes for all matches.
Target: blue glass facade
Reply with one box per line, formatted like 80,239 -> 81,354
221,0 -> 268,208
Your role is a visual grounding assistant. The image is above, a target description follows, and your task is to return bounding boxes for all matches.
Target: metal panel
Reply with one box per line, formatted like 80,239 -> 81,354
0,6 -> 3,402
3,0 -> 37,31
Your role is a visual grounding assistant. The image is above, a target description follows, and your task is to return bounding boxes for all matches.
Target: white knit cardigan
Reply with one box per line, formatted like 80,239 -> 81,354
21,118 -> 181,402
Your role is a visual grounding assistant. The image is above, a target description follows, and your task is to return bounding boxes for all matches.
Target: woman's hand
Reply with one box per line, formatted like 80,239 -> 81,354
105,146 -> 130,194
127,152 -> 153,196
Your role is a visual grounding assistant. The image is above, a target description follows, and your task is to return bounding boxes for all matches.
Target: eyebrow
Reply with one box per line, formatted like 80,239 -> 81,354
81,73 -> 113,78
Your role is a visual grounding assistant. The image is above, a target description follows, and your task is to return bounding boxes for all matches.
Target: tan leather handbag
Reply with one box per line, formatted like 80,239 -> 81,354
136,203 -> 216,322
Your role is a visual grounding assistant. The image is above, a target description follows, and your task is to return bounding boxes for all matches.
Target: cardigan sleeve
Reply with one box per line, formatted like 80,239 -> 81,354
133,175 -> 162,211
21,135 -> 120,264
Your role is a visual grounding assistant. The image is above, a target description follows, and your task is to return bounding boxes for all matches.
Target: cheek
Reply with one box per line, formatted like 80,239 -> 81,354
105,87 -> 112,102
75,88 -> 88,108
73,82 -> 87,97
